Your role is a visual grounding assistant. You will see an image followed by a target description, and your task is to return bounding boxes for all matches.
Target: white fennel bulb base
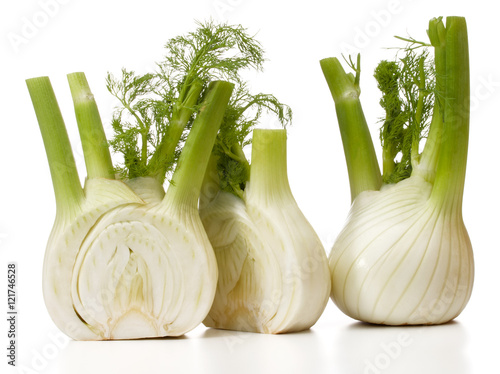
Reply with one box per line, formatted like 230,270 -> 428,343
201,129 -> 331,333
329,176 -> 473,325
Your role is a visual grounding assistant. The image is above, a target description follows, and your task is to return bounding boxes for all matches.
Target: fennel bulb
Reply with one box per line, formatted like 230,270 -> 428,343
27,74 -> 233,339
26,21 -> 272,339
200,129 -> 331,333
320,16 -> 473,325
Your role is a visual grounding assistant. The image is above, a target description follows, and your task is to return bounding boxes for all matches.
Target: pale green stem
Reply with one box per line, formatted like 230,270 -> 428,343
415,17 -> 447,182
320,57 -> 382,201
67,72 -> 115,180
149,80 -> 204,183
430,17 -> 470,211
247,129 -> 293,203
26,77 -> 84,216
165,81 -> 234,209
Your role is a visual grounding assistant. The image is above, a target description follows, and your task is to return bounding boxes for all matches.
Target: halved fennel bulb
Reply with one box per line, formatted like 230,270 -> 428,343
27,75 -> 233,339
200,129 -> 331,333
321,16 -> 474,324
45,178 -> 218,339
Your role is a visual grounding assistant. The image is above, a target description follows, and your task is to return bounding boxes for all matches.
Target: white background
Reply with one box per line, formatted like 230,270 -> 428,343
1,0 -> 499,373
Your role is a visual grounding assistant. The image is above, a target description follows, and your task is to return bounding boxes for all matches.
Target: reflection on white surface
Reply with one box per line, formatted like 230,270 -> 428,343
52,319 -> 471,374
56,326 -> 329,374
196,328 -> 329,373
58,334 -> 200,374
334,321 -> 470,374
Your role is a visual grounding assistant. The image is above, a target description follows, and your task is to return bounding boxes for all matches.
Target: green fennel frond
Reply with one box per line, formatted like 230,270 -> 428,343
106,21 -> 266,182
161,20 -> 265,88
106,70 -> 158,179
342,53 -> 361,89
375,44 -> 435,184
393,36 -> 431,49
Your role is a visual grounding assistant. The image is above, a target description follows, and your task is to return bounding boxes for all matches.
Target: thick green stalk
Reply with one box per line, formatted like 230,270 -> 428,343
67,72 -> 115,180
320,57 -> 382,201
165,81 -> 234,209
247,129 -> 293,203
149,80 -> 204,183
26,77 -> 84,216
415,17 -> 447,181
430,17 -> 470,210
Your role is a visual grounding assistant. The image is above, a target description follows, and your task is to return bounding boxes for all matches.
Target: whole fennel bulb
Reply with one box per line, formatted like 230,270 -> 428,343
320,16 -> 473,325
